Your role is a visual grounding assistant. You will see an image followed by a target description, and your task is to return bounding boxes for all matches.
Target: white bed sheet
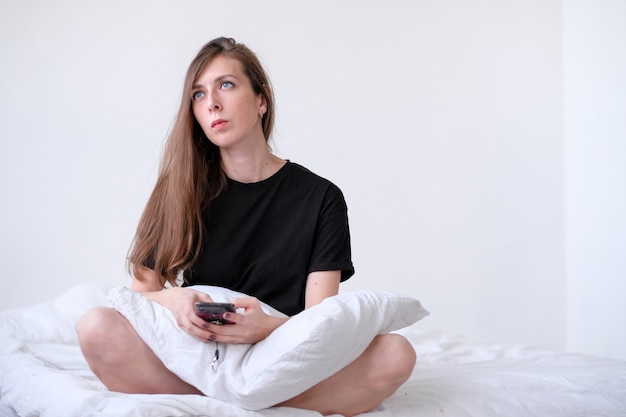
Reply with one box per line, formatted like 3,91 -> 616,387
1,284 -> 625,417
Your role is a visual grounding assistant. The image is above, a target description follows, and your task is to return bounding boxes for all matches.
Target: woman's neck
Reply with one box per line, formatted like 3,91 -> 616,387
220,146 -> 286,184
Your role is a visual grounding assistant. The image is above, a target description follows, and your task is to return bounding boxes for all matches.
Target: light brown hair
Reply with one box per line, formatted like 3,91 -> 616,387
128,37 -> 275,286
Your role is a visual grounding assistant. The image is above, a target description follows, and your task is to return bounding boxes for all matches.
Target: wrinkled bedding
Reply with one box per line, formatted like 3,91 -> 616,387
1,284 -> 626,417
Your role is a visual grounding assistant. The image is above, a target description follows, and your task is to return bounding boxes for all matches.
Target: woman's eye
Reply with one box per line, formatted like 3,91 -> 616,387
192,91 -> 204,101
220,81 -> 234,89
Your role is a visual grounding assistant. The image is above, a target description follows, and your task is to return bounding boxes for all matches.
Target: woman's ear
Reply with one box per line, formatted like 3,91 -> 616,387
258,85 -> 270,116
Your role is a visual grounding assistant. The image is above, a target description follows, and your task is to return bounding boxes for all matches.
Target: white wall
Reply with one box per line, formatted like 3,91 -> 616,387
0,0 -> 617,358
564,0 -> 626,360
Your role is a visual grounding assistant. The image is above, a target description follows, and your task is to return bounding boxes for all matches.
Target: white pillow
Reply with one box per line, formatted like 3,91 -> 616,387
108,285 -> 429,410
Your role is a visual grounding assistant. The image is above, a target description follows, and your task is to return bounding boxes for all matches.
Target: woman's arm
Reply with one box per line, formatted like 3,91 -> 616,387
206,270 -> 341,344
304,270 -> 341,308
129,267 -> 342,345
130,267 -> 165,293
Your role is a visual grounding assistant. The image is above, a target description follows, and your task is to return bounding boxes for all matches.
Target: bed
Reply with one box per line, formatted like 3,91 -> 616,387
1,283 -> 625,417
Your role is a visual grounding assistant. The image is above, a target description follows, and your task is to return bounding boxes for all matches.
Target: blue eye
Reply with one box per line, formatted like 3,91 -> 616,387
221,81 -> 234,89
192,91 -> 204,101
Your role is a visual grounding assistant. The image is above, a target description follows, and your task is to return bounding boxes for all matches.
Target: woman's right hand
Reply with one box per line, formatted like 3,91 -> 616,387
131,272 -> 217,342
150,286 -> 218,341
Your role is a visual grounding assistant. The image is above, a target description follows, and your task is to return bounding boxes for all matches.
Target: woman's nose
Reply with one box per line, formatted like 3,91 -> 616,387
207,93 -> 221,111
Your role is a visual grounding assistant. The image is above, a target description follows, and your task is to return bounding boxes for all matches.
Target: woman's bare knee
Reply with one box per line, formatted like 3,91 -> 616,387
76,307 -> 201,395
278,333 -> 416,416
366,334 -> 416,392
76,307 -> 131,365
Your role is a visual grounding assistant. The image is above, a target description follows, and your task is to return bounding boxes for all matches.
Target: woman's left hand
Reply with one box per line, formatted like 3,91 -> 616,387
204,297 -> 288,344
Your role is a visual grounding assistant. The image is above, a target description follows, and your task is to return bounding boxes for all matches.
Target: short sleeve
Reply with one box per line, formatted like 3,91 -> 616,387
307,184 -> 355,281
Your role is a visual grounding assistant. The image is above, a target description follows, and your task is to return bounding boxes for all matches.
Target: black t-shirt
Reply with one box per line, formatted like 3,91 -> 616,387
184,162 -> 354,316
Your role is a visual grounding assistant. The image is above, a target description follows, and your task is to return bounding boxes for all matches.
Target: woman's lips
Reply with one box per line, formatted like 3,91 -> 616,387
211,119 -> 228,130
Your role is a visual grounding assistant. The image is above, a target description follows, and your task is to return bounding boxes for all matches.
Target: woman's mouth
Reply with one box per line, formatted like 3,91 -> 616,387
211,119 -> 228,130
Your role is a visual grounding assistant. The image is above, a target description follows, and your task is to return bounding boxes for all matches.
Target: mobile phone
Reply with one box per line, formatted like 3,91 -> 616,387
194,302 -> 236,325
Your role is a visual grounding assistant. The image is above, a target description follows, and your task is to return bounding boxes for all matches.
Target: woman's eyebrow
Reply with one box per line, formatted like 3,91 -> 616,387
192,74 -> 239,89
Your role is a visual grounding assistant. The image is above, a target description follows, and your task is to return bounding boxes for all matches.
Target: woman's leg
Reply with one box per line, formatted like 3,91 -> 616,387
278,333 -> 416,417
78,308 -> 415,416
76,306 -> 201,395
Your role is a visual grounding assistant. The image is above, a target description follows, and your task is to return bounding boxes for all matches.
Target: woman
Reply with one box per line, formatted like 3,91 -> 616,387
77,37 -> 416,417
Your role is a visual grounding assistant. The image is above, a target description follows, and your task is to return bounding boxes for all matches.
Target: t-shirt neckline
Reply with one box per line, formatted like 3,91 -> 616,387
226,160 -> 291,188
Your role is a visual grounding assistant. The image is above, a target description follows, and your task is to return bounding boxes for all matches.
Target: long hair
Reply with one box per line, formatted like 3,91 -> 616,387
128,37 -> 275,287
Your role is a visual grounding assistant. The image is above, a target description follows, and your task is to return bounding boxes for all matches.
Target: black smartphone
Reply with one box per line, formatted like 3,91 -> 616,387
194,302 -> 236,325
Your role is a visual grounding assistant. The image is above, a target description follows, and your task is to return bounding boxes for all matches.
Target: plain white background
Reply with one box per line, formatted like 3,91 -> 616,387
1,0 -> 624,360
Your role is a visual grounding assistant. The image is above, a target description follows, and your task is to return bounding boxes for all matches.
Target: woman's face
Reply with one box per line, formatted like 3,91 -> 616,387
191,55 -> 267,150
